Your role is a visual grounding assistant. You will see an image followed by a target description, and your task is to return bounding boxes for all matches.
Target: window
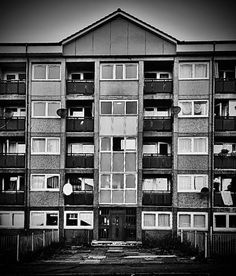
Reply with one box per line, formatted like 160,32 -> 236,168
67,143 -> 94,154
214,213 -> 236,231
179,63 -> 209,79
30,211 -> 58,229
179,100 -> 208,117
31,138 -> 60,154
178,175 -> 208,192
31,174 -> 59,191
32,101 -> 61,118
178,137 -> 208,154
1,175 -> 24,192
64,211 -> 93,229
144,72 -> 172,79
144,107 -> 170,117
101,64 -> 138,80
143,142 -> 171,155
4,107 -> 26,117
33,64 -> 61,80
0,211 -> 24,228
5,73 -> 26,81
67,177 -> 94,191
100,100 -> 137,115
142,212 -> 172,229
142,178 -> 170,191
178,212 -> 208,230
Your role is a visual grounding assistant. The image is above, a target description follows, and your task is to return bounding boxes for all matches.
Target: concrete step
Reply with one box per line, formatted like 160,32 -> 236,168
91,240 -> 142,247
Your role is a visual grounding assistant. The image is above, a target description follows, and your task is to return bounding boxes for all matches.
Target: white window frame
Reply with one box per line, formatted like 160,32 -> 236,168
30,174 -> 60,191
178,100 -> 208,118
32,64 -> 61,81
213,213 -> 236,232
100,100 -> 138,115
142,177 -> 170,192
1,176 -> 23,192
31,137 -> 60,155
32,101 -> 61,118
0,211 -> 24,228
177,175 -> 208,192
179,62 -> 209,80
30,211 -> 59,229
142,211 -> 172,230
100,63 -> 138,80
178,137 -> 208,155
177,212 -> 208,231
64,211 -> 93,229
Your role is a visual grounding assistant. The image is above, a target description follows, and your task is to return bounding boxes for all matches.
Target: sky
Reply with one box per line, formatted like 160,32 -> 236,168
0,0 -> 236,43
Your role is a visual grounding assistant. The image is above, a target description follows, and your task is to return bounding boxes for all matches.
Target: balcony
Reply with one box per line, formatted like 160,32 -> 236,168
0,154 -> 25,168
214,191 -> 236,207
215,79 -> 236,94
66,154 -> 94,168
66,117 -> 94,132
143,154 -> 172,169
142,191 -> 171,206
215,117 -> 236,131
0,117 -> 25,131
0,192 -> 24,205
214,155 -> 236,169
66,80 -> 94,95
0,81 -> 26,95
144,79 -> 173,94
143,117 -> 172,131
64,191 -> 93,205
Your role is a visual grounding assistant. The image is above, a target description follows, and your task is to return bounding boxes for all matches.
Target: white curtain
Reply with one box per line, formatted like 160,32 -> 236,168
193,138 -> 206,153
32,175 -> 44,189
12,213 -> 24,227
144,214 -> 155,227
195,64 -> 207,78
193,215 -> 205,228
0,213 -> 10,226
158,214 -> 170,227
48,65 -> 60,80
194,176 -> 206,191
194,101 -> 206,115
115,65 -> 123,79
79,212 -> 93,227
33,102 -> 45,116
31,212 -> 44,226
34,65 -> 46,79
32,139 -> 45,153
48,102 -> 60,117
178,176 -> 191,191
47,139 -> 59,153
179,214 -> 191,228
180,64 -> 192,78
179,138 -> 191,153
102,65 -> 113,79
181,102 -> 192,115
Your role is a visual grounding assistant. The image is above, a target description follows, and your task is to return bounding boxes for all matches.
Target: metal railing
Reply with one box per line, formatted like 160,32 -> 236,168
143,117 -> 172,131
214,155 -> 236,169
142,190 -> 172,206
0,117 -> 25,131
0,80 -> 26,95
214,191 -> 236,207
215,116 -> 236,131
143,154 -> 172,168
144,79 -> 173,94
66,117 -> 94,132
66,153 -> 94,168
215,78 -> 236,93
0,153 -> 25,168
66,80 -> 94,95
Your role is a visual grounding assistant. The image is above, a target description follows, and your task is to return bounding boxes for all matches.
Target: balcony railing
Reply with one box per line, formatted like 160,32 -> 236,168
0,154 -> 25,168
0,192 -> 24,205
214,155 -> 236,169
66,117 -> 94,132
144,79 -> 173,94
66,154 -> 94,168
214,191 -> 236,207
0,81 -> 26,95
0,117 -> 25,131
143,117 -> 172,131
66,80 -> 94,95
64,191 -> 93,205
215,117 -> 236,131
215,79 -> 236,94
143,154 -> 172,168
142,191 -> 171,206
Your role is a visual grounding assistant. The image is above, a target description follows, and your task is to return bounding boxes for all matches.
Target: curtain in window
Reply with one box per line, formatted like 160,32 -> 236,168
101,137 -> 111,151
193,215 -> 205,228
34,65 -> 46,79
47,176 -> 59,189
158,214 -> 170,227
47,139 -> 59,153
193,138 -> 206,153
178,176 -> 191,191
125,153 -> 136,171
180,64 -> 192,78
195,64 -> 207,78
143,179 -> 154,190
102,65 -> 113,79
115,65 -> 123,79
194,102 -> 206,115
31,212 -> 44,226
12,213 -> 24,227
144,214 -> 155,227
100,153 -> 111,172
48,102 -> 60,117
8,177 -> 17,191
9,142 -> 16,153
32,175 -> 44,189
179,138 -> 191,153
194,176 -> 206,191
181,102 -> 192,115
113,153 -> 124,172
48,65 -> 60,79
32,139 -> 45,153
33,102 -> 46,116
179,214 -> 191,227
126,64 -> 137,79
79,212 -> 92,226
112,174 -> 124,189
100,174 -> 110,189
0,213 -> 10,226
156,178 -> 168,191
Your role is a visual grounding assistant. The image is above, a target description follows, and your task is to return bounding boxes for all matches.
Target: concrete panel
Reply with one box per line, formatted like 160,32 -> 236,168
31,82 -> 61,96
179,80 -> 210,96
28,46 -> 62,54
31,155 -> 60,169
163,40 -> 176,54
30,192 -> 60,206
0,46 -> 26,54
31,119 -> 61,133
177,193 -> 208,208
93,23 -> 111,55
177,44 -> 213,53
177,155 -> 209,170
75,33 -> 93,55
111,18 -> 128,55
145,32 -> 164,55
178,118 -> 209,133
100,81 -> 139,96
128,23 -> 145,55
64,41 -> 76,55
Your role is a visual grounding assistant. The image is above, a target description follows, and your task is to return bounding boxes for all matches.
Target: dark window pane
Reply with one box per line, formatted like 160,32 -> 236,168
229,215 -> 236,228
66,213 -> 78,226
215,215 -> 226,228
46,213 -> 58,226
101,102 -> 112,114
126,101 -> 137,114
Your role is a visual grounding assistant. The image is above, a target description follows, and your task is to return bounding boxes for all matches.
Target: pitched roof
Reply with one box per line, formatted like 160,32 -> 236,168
61,8 -> 178,44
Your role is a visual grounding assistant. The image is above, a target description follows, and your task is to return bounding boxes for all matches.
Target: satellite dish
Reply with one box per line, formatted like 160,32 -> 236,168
201,187 -> 209,194
63,182 -> 73,196
57,108 -> 67,118
172,106 -> 181,115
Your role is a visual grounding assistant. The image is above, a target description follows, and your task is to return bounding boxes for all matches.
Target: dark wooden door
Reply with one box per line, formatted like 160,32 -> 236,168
110,210 -> 125,241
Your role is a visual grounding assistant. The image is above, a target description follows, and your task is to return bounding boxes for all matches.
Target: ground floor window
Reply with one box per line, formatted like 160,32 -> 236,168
214,213 -> 236,231
178,212 -> 208,230
64,211 -> 93,229
30,211 -> 58,229
142,211 -> 172,230
0,211 -> 24,228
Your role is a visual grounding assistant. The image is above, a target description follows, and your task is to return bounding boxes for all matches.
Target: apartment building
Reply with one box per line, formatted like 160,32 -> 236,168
0,9 -> 235,244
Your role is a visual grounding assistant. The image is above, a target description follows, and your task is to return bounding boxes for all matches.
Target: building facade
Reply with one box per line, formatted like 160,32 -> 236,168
0,9 -> 236,244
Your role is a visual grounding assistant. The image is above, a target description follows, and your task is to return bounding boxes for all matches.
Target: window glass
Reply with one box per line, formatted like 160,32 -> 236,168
194,101 -> 207,116
126,64 -> 137,79
158,214 -> 170,227
79,212 -> 93,227
100,190 -> 111,203
13,213 -> 24,227
155,178 -> 169,191
144,214 -> 155,227
125,138 -> 136,151
112,174 -> 124,189
229,215 -> 236,228
178,176 -> 191,191
31,212 -> 44,226
48,65 -> 60,79
32,175 -> 44,189
126,174 -> 136,188
125,190 -> 136,203
113,101 -> 125,114
84,179 -> 94,190
112,190 -> 124,203
102,65 -> 113,79
194,215 -> 205,228
34,65 -> 46,79
115,65 -> 123,79
46,213 -> 58,226
179,214 -> 191,228
113,153 -> 124,172
32,139 -> 45,153
101,174 -> 110,189
194,176 -> 207,191
100,153 -> 111,171
47,175 -> 59,189
66,213 -> 78,226
215,215 -> 226,228
47,139 -> 59,153
101,137 -> 111,151
180,64 -> 192,78
101,102 -> 112,114
0,213 -> 11,226
6,177 -> 17,191
48,102 -> 60,117
178,138 -> 191,153
195,64 -> 207,78
181,102 -> 192,116
125,153 -> 136,171
126,101 -> 137,114
33,102 -> 46,116
193,138 -> 206,153
113,137 -> 124,151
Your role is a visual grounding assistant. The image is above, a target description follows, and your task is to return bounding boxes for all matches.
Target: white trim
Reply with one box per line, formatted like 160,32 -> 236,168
142,211 -> 172,230
100,63 -> 138,80
179,62 -> 209,80
213,213 -> 236,232
0,211 -> 24,229
30,211 -> 59,229
177,212 -> 208,231
30,174 -> 60,191
177,174 -> 208,192
32,101 -> 61,118
32,64 -> 61,81
178,137 -> 208,155
31,137 -> 60,155
64,211 -> 93,229
178,100 -> 209,118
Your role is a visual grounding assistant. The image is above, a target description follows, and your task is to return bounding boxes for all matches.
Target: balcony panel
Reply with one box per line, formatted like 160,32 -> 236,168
64,191 -> 93,205
0,192 -> 24,205
144,80 -> 173,94
66,154 -> 94,168
0,117 -> 25,131
214,155 -> 236,169
66,81 -> 94,95
0,81 -> 26,95
142,191 -> 171,206
214,192 -> 236,207
143,117 -> 172,131
0,154 -> 25,168
215,79 -> 236,93
215,117 -> 236,131
143,155 -> 172,168
66,118 -> 94,132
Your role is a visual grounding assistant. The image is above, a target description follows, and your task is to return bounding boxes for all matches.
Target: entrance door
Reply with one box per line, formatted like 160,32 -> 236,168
110,210 -> 125,241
